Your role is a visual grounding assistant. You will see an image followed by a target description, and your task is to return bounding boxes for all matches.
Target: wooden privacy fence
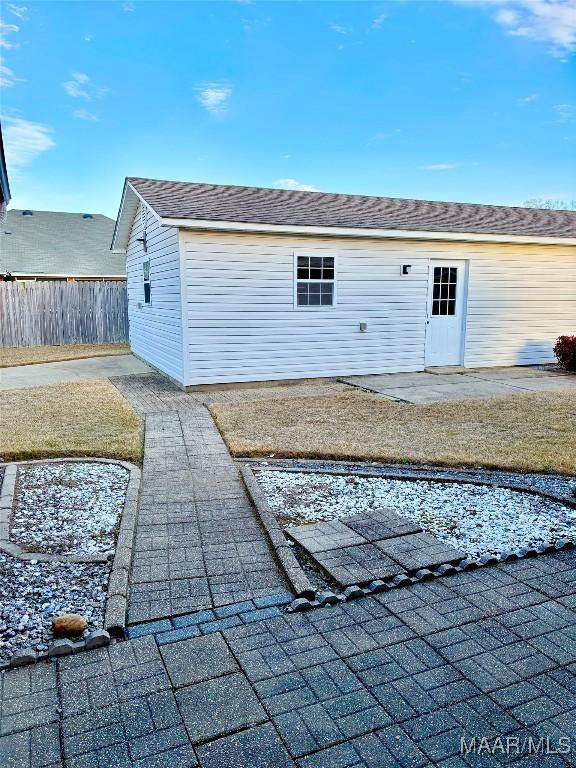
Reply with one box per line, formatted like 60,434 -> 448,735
0,280 -> 129,347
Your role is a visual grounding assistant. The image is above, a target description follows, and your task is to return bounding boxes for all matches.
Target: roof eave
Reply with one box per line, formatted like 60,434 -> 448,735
159,217 -> 576,246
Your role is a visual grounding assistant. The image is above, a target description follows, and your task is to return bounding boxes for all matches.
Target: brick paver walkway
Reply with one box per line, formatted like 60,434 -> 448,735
1,374 -> 575,767
112,374 -> 290,624
1,549 -> 576,767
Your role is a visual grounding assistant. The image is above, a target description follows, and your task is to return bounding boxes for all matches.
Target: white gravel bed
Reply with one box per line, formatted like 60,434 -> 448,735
0,552 -> 109,661
12,462 -> 128,556
257,470 -> 576,559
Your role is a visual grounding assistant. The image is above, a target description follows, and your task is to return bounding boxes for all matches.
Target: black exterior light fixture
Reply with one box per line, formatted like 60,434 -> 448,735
402,264 -> 412,275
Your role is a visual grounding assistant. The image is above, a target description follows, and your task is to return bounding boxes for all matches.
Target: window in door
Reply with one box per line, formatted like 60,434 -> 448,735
431,266 -> 457,316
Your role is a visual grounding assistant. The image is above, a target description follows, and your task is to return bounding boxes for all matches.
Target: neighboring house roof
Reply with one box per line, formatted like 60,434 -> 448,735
0,209 -> 124,277
123,176 -> 576,241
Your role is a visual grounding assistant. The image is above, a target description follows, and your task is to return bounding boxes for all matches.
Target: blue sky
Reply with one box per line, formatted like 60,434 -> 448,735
1,0 -> 575,218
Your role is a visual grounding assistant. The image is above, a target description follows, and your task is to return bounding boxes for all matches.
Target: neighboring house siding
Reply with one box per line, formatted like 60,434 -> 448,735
181,231 -> 430,385
126,206 -> 183,383
180,232 -> 576,386
463,243 -> 576,367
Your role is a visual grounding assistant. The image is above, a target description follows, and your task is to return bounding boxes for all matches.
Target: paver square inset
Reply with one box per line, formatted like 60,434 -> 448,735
196,723 -> 295,768
0,724 -> 61,768
287,521 -> 365,554
345,508 -> 423,542
176,673 -> 267,745
377,532 -> 466,573
160,635 -> 238,688
314,544 -> 401,587
0,665 -> 59,736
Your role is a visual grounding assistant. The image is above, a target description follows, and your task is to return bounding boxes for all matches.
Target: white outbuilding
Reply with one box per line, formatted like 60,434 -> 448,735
111,177 -> 576,388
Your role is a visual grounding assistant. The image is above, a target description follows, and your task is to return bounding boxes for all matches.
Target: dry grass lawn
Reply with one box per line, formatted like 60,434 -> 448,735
210,390 -> 576,475
0,380 -> 143,462
0,343 -> 130,368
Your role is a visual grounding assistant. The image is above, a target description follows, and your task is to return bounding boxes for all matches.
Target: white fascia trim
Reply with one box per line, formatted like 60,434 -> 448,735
160,217 -> 576,246
111,181 -> 162,252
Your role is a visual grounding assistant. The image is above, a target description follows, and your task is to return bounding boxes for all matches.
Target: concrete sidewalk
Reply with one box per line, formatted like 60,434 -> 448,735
0,354 -> 152,390
343,366 -> 576,404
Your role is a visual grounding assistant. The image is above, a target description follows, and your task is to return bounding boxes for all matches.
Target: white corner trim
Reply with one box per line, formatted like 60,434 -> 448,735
177,229 -> 191,387
160,217 -> 576,246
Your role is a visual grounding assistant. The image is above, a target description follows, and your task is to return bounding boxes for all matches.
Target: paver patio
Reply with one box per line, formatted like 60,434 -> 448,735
1,548 -> 576,767
1,371 -> 575,767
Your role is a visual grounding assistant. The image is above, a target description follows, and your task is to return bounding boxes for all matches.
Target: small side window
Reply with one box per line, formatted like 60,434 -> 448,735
143,260 -> 151,304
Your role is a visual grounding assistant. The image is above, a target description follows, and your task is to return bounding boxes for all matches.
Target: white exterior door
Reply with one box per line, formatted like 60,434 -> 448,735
425,260 -> 467,366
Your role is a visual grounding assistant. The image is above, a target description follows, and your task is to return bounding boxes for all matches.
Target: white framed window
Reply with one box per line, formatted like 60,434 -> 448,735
294,252 -> 337,308
143,259 -> 151,304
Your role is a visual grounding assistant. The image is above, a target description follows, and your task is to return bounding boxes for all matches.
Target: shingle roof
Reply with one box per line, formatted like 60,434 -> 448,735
128,177 -> 576,239
0,210 -> 124,276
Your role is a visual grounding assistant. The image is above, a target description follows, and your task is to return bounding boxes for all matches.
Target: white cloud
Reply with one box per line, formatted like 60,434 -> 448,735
518,93 -> 539,101
421,163 -> 457,171
368,128 -> 402,143
123,2 -> 135,11
73,109 -> 99,121
3,116 -> 55,171
241,16 -> 271,32
7,4 -> 28,20
0,63 -> 23,87
0,19 -> 20,49
421,160 -> 480,171
274,178 -> 319,192
553,103 -> 576,122
329,22 -> 353,35
371,13 -> 388,29
195,82 -> 232,115
457,1 -> 576,58
63,71 -> 108,100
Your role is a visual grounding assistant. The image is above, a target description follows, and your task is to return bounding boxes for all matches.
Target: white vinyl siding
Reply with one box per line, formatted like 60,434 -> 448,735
179,232 -> 575,386
462,244 -> 576,367
125,204 -> 184,383
181,231 -> 430,385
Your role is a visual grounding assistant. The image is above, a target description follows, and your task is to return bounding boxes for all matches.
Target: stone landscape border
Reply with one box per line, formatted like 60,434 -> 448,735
0,457 -> 141,667
240,460 -> 576,613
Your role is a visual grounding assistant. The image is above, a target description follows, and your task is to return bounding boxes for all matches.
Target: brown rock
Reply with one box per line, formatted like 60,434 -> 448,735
52,614 -> 88,637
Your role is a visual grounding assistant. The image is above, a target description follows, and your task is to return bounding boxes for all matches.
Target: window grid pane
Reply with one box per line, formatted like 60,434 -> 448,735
297,281 -> 334,306
296,255 -> 335,307
431,266 -> 457,316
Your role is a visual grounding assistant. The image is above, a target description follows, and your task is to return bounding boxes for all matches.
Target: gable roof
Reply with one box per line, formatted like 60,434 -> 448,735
0,209 -> 124,277
123,177 -> 576,243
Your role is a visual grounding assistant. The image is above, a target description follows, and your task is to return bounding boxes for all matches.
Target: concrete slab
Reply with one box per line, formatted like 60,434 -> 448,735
0,354 -> 153,390
467,367 -> 564,379
481,376 -> 576,393
344,367 -> 575,404
342,372 -> 471,390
